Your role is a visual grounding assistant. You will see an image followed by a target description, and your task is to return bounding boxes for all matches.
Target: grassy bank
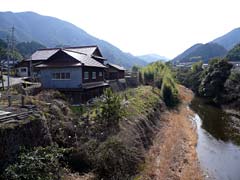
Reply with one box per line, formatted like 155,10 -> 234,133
1,86 -> 166,180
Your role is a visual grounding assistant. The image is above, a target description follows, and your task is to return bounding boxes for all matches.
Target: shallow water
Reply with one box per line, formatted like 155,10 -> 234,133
190,97 -> 240,180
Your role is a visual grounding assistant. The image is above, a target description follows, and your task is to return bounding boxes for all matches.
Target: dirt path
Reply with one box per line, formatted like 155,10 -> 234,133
140,85 -> 203,180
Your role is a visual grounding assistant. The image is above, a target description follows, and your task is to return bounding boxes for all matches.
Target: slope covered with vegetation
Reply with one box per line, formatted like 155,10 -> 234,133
1,86 -> 166,180
172,43 -> 227,63
16,41 -> 46,58
226,43 -> 240,61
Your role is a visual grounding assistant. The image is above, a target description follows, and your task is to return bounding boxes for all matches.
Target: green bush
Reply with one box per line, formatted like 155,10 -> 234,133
229,70 -> 240,82
198,59 -> 233,101
95,137 -> 142,179
161,75 -> 179,107
2,146 -> 66,180
98,88 -> 125,130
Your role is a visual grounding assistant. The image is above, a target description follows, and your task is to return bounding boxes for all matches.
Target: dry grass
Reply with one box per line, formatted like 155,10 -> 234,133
139,85 -> 203,180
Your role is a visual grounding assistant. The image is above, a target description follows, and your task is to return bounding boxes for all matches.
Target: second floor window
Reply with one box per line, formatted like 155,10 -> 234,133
92,72 -> 96,79
99,71 -> 103,77
84,71 -> 89,80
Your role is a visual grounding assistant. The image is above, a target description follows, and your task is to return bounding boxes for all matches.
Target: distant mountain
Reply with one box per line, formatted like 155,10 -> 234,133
226,43 -> 240,61
16,41 -> 46,58
172,43 -> 203,63
137,54 -> 169,63
212,28 -> 240,50
0,11 -> 147,69
172,43 -> 227,63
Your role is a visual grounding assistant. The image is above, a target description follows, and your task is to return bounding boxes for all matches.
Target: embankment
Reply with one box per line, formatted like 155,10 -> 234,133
139,86 -> 203,180
0,86 -> 166,179
0,116 -> 51,173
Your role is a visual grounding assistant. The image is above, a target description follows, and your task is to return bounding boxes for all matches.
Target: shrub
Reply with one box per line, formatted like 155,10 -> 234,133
161,75 -> 179,107
95,137 -> 142,179
98,88 -> 125,131
2,146 -> 67,180
229,70 -> 240,82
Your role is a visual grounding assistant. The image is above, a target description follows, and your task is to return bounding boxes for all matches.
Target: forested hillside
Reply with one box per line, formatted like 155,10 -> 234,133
172,43 -> 227,63
0,11 -> 146,68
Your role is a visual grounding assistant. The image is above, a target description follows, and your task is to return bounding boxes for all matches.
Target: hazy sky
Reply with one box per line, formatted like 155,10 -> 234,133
0,0 -> 240,58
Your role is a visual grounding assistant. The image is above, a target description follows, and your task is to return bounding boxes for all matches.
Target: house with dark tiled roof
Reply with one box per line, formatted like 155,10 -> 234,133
105,63 -> 126,80
17,46 -> 110,103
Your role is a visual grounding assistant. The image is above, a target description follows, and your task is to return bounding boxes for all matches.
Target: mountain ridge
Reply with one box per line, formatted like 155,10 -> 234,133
212,28 -> 240,50
137,54 -> 169,63
172,43 -> 227,63
0,11 -> 147,69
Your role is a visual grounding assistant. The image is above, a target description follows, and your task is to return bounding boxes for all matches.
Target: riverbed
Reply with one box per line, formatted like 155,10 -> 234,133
190,97 -> 240,180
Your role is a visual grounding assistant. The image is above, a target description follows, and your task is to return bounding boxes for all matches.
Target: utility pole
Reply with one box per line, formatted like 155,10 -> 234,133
11,26 -> 15,75
7,35 -> 10,90
7,34 -> 11,107
30,51 -> 32,80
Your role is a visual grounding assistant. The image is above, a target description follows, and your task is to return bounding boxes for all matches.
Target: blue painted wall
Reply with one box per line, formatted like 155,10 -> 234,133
40,67 -> 82,89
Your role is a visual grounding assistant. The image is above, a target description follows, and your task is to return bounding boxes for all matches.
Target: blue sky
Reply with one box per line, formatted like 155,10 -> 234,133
0,0 -> 240,58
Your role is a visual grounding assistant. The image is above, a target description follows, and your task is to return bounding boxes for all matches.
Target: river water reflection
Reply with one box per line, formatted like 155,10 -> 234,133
190,97 -> 240,180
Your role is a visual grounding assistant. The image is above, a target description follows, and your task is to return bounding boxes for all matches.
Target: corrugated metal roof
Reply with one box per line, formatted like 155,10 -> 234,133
108,63 -> 125,71
63,50 -> 106,68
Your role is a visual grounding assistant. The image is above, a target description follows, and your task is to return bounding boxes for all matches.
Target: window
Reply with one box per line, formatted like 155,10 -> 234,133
61,73 -> 65,79
92,72 -> 96,79
52,72 -> 70,80
84,72 -> 89,80
66,72 -> 70,79
99,71 -> 103,77
20,68 -> 27,72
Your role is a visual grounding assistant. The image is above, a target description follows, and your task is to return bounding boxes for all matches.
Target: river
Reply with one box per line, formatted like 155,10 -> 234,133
190,97 -> 240,180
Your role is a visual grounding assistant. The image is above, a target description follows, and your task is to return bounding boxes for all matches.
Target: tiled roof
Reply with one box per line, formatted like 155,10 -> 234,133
32,46 -> 106,68
65,46 -> 97,55
30,46 -> 98,61
108,63 -> 125,71
30,49 -> 59,61
63,50 -> 106,68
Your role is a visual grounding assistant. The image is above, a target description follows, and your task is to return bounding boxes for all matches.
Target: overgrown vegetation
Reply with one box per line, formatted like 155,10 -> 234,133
1,60 -> 176,180
140,61 -> 179,107
2,86 -> 164,180
198,59 -> 232,103
97,88 -> 125,132
226,43 -> 240,61
2,146 -> 67,180
174,58 -> 240,107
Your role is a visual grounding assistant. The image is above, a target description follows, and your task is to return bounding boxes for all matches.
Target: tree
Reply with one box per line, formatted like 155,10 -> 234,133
198,59 -> 233,102
226,43 -> 240,61
131,65 -> 141,72
98,88 -> 125,130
